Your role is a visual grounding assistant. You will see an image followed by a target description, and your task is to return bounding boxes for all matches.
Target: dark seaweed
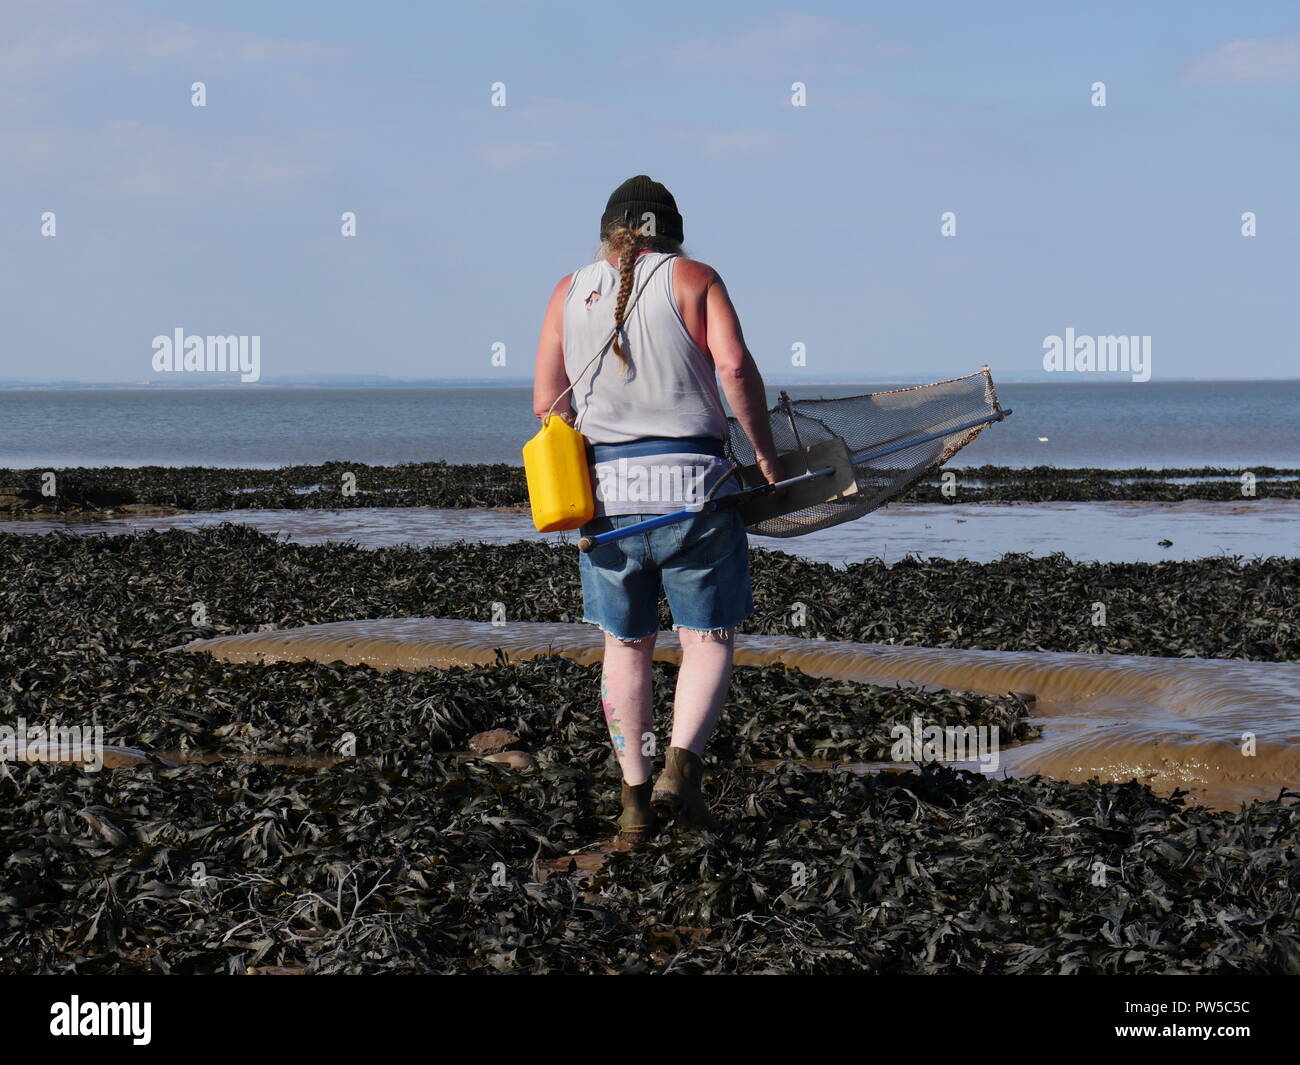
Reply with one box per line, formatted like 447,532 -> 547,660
3,524 -> 1293,662
2,526 -> 1298,974
3,462 -> 1297,517
5,754 -> 1298,974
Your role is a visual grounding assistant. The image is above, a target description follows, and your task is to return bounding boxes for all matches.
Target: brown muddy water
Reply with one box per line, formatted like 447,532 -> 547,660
7,499 -> 1298,564
173,618 -> 1300,811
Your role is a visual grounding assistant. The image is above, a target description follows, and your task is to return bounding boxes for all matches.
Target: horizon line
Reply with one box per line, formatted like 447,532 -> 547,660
2,375 -> 1298,390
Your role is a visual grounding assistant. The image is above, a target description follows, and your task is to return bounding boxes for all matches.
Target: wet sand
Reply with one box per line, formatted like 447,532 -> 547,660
176,618 -> 1300,810
7,498 -> 1298,564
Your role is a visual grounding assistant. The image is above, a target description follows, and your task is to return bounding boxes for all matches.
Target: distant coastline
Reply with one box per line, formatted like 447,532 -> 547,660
2,374 -> 1297,391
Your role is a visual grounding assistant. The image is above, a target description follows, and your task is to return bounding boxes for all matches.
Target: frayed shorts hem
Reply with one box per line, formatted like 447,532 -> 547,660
584,618 -> 659,644
671,621 -> 744,641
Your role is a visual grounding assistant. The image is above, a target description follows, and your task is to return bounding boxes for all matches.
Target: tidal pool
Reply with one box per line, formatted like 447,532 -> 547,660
5,499 -> 1296,565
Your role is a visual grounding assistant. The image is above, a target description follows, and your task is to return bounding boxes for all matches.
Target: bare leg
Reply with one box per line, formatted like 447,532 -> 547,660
601,632 -> 656,785
670,627 -> 734,754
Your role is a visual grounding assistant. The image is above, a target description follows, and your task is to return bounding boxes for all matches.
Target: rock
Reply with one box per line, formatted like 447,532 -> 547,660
480,750 -> 535,771
468,728 -> 522,755
119,503 -> 188,516
71,487 -> 134,508
77,807 -> 130,848
101,745 -> 177,769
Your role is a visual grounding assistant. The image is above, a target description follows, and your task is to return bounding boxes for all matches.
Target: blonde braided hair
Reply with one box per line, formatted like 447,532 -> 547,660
598,226 -> 682,373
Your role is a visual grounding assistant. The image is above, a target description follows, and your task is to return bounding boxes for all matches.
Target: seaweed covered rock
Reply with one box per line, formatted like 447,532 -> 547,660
2,525 -> 1299,974
2,525 -> 1295,661
2,462 -> 1296,516
3,755 -> 1298,974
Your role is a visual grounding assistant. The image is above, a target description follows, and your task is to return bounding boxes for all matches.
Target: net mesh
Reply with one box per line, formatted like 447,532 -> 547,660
725,367 -> 1004,538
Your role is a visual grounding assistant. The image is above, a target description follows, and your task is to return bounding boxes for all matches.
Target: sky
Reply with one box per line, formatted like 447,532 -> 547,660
1,0 -> 1298,383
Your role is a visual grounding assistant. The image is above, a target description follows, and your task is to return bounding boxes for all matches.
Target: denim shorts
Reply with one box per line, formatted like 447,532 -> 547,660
578,507 -> 754,641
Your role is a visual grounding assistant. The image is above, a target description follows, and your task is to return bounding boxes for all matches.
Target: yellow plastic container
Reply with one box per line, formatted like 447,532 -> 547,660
522,415 -> 595,532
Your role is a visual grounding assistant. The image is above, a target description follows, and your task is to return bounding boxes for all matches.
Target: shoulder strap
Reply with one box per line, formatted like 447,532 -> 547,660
545,253 -> 677,424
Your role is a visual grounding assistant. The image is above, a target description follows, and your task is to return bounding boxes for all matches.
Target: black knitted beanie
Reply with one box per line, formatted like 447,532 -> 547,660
599,175 -> 684,243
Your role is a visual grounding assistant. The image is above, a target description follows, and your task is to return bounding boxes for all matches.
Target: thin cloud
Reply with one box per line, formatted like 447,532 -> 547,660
238,36 -> 347,62
0,7 -> 346,80
627,14 -> 913,74
0,4 -> 347,191
0,29 -> 107,78
0,128 -> 57,165
478,140 -> 560,169
101,120 -> 308,194
697,129 -> 783,157
814,90 -> 904,115
1183,34 -> 1300,84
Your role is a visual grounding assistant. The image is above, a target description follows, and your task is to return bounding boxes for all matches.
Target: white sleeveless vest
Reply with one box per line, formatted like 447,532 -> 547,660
561,253 -> 728,443
560,253 -> 735,515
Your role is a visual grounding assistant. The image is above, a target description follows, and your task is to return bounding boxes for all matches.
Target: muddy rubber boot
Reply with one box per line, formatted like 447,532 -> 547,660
617,780 -> 655,845
651,747 -> 719,830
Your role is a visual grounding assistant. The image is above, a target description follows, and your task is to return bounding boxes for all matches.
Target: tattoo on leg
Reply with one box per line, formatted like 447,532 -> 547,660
601,679 -> 625,753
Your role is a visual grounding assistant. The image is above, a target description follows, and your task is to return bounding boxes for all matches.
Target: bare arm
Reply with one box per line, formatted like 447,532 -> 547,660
704,274 -> 782,485
532,274 -> 574,422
